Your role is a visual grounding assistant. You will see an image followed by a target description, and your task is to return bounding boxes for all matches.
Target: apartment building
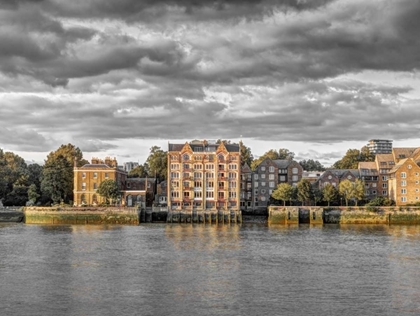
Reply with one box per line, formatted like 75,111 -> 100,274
367,139 -> 393,154
167,140 -> 241,211
316,169 -> 359,189
358,161 -> 379,200
252,158 -> 279,208
240,163 -> 252,210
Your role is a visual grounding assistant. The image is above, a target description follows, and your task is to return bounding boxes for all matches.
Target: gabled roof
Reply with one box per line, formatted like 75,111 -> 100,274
168,144 -> 184,151
393,147 -> 418,160
272,159 -> 293,169
241,163 -> 252,173
389,158 -> 409,174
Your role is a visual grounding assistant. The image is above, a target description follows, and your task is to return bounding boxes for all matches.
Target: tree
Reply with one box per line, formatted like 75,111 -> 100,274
41,144 -> 87,204
299,159 -> 325,171
322,183 -> 338,207
41,154 -> 73,204
297,179 -> 313,206
353,179 -> 365,206
278,148 -> 295,160
272,183 -> 295,206
338,180 -> 355,206
239,140 -> 253,167
128,164 -> 149,178
313,187 -> 323,206
146,146 -> 167,181
27,184 -> 40,205
333,146 -> 375,169
97,180 -> 120,205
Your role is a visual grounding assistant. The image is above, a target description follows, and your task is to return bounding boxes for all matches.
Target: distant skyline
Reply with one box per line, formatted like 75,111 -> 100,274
1,0 -> 420,167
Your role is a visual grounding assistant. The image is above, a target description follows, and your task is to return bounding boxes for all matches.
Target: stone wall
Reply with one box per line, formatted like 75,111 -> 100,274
268,206 -> 420,225
24,206 -> 140,225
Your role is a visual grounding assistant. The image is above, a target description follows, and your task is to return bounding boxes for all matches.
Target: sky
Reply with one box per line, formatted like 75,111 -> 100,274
1,0 -> 420,167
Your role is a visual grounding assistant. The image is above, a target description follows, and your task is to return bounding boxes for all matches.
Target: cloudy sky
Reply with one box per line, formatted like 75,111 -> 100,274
1,0 -> 420,166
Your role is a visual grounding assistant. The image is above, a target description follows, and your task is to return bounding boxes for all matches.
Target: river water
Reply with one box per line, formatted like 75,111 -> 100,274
1,221 -> 420,316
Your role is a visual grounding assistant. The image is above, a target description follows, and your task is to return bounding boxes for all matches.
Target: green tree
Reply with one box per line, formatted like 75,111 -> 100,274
322,183 -> 338,207
333,146 -> 375,169
146,146 -> 167,180
297,179 -> 313,206
41,154 -> 73,204
338,179 -> 355,206
27,184 -> 40,205
128,164 -> 149,178
97,180 -> 120,205
272,183 -> 294,206
41,144 -> 87,204
353,179 -> 365,206
278,148 -> 295,160
313,187 -> 323,206
251,149 -> 279,170
239,140 -> 253,166
299,159 -> 326,171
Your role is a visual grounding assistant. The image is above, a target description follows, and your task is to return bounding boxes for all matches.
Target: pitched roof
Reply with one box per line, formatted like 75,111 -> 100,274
272,159 -> 293,169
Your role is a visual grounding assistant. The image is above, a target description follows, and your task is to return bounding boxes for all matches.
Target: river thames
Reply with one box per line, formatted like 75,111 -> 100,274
1,221 -> 420,316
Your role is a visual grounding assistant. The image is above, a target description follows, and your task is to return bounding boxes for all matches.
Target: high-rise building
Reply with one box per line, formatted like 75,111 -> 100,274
367,139 -> 393,154
167,140 -> 241,211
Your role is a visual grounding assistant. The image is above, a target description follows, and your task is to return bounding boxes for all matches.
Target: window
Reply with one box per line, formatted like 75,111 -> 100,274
372,183 -> 377,187
82,172 -> 86,178
229,172 -> 236,179
183,163 -> 190,169
194,164 -> 202,169
206,164 -> 214,170
269,181 -> 275,188
401,188 -> 407,194
401,180 -> 407,186
183,154 -> 190,161
401,172 -> 407,178
218,182 -> 224,189
261,166 -> 266,171
93,183 -> 97,190
408,164 -> 412,169
382,176 -> 387,181
401,196 -> 407,202
292,175 -> 298,182
229,192 -> 236,198
183,172 -> 190,178
382,190 -> 387,196
269,166 -> 275,173
254,182 -> 258,188
82,183 -> 86,190
254,189 -> 259,194
218,192 -> 224,199
269,174 -> 275,180
207,181 -> 214,188
280,176 -> 286,182
194,181 -> 202,187
206,172 -> 214,178
229,181 -> 237,188
229,164 -> 237,170
261,174 -> 266,179
194,172 -> 202,178
194,191 -> 202,198
254,174 -> 259,180
171,164 -> 179,169
261,182 -> 266,187
292,168 -> 298,174
183,191 -> 190,198
93,172 -> 97,179
172,181 -> 179,188
382,183 -> 387,188
260,196 -> 266,201
206,191 -> 214,198
171,172 -> 179,178
183,181 -> 190,188
171,191 -> 180,198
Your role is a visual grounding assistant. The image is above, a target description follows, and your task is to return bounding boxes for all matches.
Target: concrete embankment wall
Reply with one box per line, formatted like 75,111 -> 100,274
24,207 -> 140,225
268,206 -> 420,225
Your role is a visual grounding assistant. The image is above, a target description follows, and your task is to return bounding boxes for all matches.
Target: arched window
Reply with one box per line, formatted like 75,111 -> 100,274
81,194 -> 86,205
183,154 -> 190,161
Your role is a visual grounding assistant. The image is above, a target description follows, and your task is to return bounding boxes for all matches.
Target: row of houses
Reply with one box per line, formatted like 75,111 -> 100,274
72,140 -> 420,209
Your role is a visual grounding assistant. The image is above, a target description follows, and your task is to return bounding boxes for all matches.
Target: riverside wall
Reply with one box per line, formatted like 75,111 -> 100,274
166,209 -> 242,224
268,206 -> 420,225
24,207 -> 140,225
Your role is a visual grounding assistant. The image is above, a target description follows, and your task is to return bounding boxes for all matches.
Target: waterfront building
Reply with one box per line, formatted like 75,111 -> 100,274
73,157 -> 127,206
240,163 -> 252,211
358,161 -> 379,200
316,169 -> 359,189
367,139 -> 393,154
167,140 -> 241,211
